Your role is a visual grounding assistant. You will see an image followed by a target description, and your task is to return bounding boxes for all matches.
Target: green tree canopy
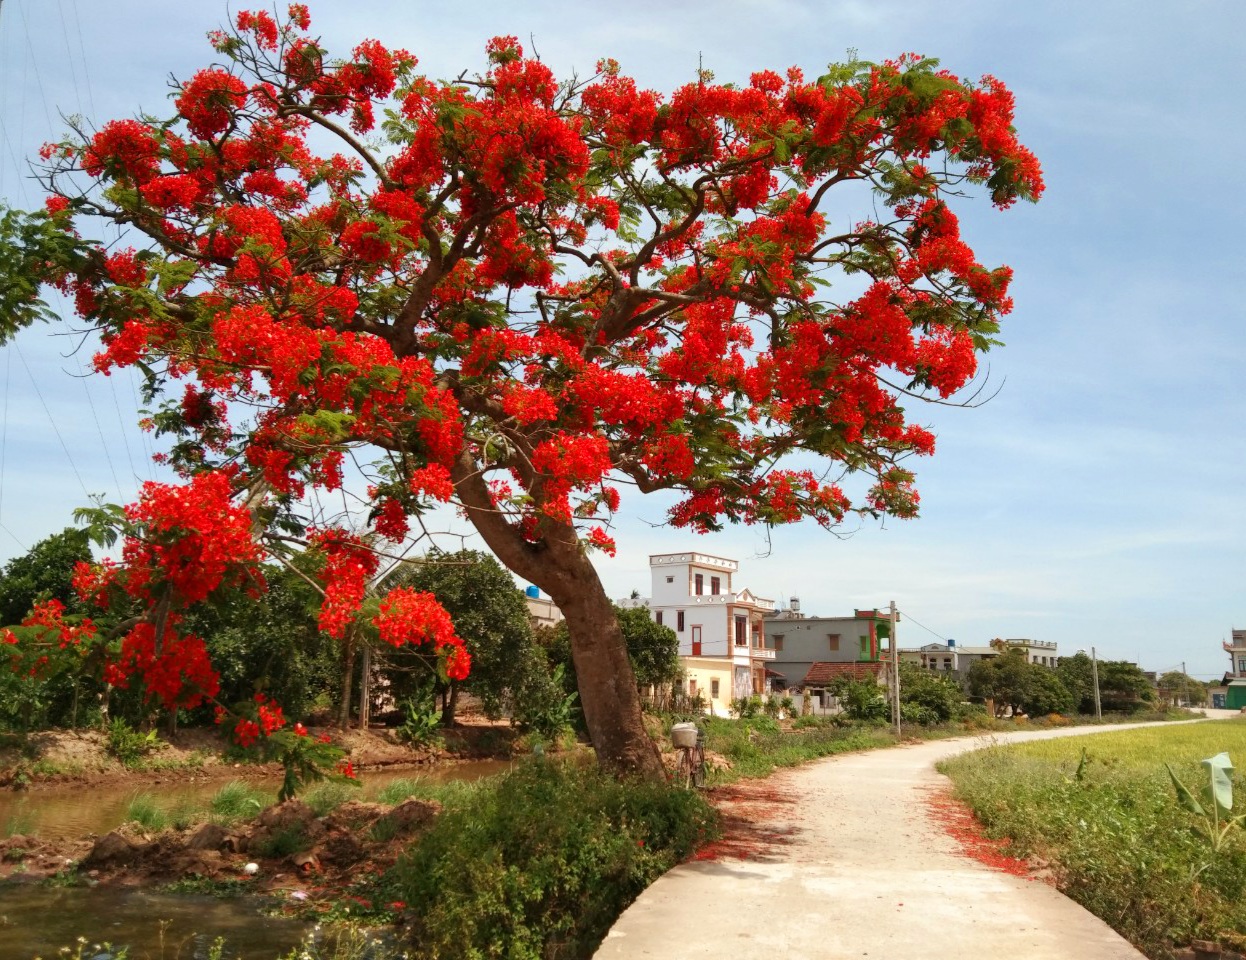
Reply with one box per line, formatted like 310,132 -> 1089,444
968,649 -> 1074,717
1157,671 -> 1207,707
0,526 -> 92,626
383,550 -> 544,724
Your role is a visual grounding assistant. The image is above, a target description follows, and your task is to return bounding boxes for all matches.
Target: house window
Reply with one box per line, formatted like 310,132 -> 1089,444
859,636 -> 869,659
828,634 -> 840,652
688,678 -> 697,696
711,576 -> 720,594
772,635 -> 784,653
1238,657 -> 1246,673
666,576 -> 674,583
735,616 -> 747,646
655,611 -> 663,626
711,678 -> 720,699
677,611 -> 685,632
944,658 -> 952,669
694,573 -> 704,595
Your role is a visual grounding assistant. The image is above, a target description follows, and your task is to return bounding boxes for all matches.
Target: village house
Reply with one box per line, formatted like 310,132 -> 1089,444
763,604 -> 893,705
619,552 -> 776,715
1216,628 -> 1246,709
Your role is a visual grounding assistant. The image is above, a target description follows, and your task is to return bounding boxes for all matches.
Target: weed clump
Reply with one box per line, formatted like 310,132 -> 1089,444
394,759 -> 716,959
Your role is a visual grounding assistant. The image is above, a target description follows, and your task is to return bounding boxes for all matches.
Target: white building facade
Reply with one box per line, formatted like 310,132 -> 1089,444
621,551 -> 776,714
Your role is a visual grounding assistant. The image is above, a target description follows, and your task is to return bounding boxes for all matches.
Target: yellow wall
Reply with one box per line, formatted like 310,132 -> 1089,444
681,658 -> 735,716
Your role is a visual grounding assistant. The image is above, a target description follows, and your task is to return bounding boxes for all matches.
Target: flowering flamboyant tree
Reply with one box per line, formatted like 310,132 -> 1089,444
2,6 -> 1041,778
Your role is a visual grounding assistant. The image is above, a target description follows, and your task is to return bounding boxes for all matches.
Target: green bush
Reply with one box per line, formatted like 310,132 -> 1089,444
511,663 -> 578,739
396,693 -> 444,749
395,759 -> 716,959
106,718 -> 160,767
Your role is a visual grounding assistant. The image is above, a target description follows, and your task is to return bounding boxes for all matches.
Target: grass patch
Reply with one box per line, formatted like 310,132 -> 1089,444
375,777 -> 426,806
395,758 -> 716,959
252,824 -> 308,858
209,780 -> 270,823
4,805 -> 35,837
702,715 -> 897,782
162,875 -> 253,898
305,780 -> 359,817
939,718 -> 1246,957
126,792 -> 169,831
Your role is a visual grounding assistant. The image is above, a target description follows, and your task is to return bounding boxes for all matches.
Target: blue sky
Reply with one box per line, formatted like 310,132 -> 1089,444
0,1 -> 1242,680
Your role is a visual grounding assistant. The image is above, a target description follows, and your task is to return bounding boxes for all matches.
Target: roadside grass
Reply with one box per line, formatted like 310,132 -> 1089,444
698,707 -> 1198,786
939,718 -> 1246,958
701,716 -> 897,781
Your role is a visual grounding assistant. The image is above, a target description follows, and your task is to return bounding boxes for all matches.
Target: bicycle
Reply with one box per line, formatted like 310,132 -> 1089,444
673,727 -> 707,789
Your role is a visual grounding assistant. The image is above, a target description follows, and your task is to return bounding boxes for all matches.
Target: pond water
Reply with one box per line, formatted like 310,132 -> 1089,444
0,759 -> 510,839
0,759 -> 510,959
0,886 -> 308,959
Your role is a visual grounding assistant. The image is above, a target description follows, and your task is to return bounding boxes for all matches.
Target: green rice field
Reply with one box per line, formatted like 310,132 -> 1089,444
940,719 -> 1246,958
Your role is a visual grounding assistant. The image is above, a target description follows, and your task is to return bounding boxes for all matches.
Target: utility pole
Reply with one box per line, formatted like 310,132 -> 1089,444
890,601 -> 900,738
1091,646 -> 1102,720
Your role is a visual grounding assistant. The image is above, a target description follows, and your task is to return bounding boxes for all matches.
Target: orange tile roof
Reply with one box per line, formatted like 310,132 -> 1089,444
802,661 -> 885,686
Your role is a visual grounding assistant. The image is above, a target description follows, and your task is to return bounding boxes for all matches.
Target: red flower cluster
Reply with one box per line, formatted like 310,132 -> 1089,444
105,621 -> 220,711
373,587 -> 470,680
310,528 -> 380,638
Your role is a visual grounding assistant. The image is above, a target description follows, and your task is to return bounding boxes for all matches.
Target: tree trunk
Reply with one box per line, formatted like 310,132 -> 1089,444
359,645 -> 372,730
552,573 -> 665,779
441,682 -> 459,726
451,451 -> 665,781
339,640 -> 355,729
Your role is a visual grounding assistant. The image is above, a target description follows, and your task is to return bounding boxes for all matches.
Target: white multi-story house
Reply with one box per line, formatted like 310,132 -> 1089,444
619,551 -> 776,714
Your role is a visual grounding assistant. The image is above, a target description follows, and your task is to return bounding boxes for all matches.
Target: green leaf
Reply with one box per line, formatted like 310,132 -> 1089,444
1202,752 -> 1235,815
1167,764 -> 1205,816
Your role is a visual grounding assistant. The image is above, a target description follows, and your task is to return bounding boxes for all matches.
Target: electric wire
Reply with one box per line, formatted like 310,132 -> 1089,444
79,374 -> 123,497
895,608 -> 950,645
14,342 -> 92,499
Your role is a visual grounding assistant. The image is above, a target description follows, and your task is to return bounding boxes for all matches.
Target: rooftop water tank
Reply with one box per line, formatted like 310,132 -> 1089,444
525,585 -> 540,599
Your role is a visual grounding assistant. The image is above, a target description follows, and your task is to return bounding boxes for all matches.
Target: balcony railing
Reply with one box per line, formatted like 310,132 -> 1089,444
750,648 -> 776,660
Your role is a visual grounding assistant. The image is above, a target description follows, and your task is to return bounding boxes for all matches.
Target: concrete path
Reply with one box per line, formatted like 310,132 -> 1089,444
597,721 -> 1220,960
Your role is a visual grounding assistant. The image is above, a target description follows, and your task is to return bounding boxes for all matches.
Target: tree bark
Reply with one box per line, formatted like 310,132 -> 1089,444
339,640 -> 355,729
451,450 -> 665,781
550,568 -> 666,779
441,682 -> 459,726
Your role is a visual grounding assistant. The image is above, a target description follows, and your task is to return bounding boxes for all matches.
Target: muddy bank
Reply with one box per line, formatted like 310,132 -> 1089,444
0,716 -> 521,791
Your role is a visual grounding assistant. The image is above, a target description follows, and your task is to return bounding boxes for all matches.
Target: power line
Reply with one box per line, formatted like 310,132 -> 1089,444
14,342 -> 92,499
896,608 -> 949,645
79,374 -> 122,497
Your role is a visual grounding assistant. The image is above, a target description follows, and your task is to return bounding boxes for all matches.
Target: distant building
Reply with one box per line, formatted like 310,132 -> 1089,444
620,552 -> 776,715
524,586 -> 564,629
763,607 -> 893,692
1220,629 -> 1246,709
1004,638 -> 1059,666
898,641 -> 998,682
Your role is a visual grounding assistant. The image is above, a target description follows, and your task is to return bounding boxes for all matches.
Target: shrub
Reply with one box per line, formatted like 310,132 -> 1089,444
395,759 -> 716,959
252,824 -> 308,858
106,719 -> 160,768
511,664 -> 578,739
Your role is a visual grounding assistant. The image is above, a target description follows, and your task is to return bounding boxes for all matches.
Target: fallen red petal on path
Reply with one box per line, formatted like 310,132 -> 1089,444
925,789 -> 1038,880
